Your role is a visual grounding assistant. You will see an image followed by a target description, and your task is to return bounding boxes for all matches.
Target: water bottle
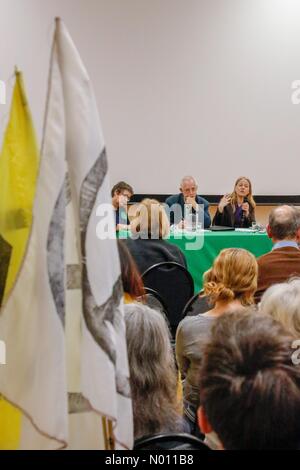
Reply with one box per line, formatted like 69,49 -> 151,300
184,203 -> 193,231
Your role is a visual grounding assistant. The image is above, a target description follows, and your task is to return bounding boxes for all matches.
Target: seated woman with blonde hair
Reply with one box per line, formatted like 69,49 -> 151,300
213,177 -> 256,228
176,248 -> 258,436
124,198 -> 187,275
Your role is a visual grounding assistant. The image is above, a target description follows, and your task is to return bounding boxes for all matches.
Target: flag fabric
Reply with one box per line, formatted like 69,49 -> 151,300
0,71 -> 39,449
0,70 -> 39,303
0,18 -> 133,450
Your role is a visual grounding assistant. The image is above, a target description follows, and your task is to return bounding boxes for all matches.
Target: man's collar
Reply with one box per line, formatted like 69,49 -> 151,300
272,240 -> 299,251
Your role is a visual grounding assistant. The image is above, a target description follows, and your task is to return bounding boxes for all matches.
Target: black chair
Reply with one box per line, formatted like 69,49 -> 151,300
134,432 -> 210,450
182,290 -> 213,318
142,262 -> 194,339
142,287 -> 169,316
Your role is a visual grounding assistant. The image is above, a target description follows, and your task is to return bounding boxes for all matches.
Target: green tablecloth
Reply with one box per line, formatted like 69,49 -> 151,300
168,231 -> 273,293
118,229 -> 273,294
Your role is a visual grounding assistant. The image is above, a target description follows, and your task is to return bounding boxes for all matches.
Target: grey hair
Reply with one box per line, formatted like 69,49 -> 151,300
124,303 -> 182,439
180,175 -> 197,187
295,206 -> 300,230
268,205 -> 298,240
260,278 -> 300,338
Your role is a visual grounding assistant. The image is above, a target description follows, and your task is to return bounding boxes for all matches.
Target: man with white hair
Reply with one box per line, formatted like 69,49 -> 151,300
255,205 -> 300,302
165,176 -> 211,228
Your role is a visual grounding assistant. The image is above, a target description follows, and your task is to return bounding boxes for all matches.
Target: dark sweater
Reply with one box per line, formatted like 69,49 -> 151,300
165,193 -> 211,228
256,246 -> 300,302
213,203 -> 255,228
124,238 -> 187,276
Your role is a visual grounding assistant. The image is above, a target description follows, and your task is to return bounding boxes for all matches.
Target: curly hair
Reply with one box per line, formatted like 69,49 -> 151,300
203,248 -> 258,305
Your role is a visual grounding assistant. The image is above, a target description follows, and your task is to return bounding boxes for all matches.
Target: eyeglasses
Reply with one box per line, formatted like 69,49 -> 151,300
120,192 -> 132,201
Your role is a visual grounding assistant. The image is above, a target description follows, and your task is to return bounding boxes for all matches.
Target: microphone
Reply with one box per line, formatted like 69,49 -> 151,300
241,196 -> 249,227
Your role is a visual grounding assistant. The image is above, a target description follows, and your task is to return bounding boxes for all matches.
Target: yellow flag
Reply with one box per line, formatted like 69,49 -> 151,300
0,70 -> 39,449
0,70 -> 39,302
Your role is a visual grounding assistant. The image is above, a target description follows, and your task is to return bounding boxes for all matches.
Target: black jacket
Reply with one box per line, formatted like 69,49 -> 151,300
124,238 -> 187,275
165,193 -> 211,228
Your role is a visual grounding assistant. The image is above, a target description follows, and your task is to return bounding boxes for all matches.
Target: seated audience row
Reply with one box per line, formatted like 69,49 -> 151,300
124,290 -> 300,449
118,195 -> 300,304
120,239 -> 300,448
198,310 -> 300,450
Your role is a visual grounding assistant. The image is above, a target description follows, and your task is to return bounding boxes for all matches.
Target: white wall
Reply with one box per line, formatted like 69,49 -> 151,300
1,0 -> 300,195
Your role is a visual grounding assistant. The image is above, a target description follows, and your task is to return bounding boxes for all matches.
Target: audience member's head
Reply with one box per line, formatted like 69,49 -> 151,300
117,240 -> 145,301
111,181 -> 133,209
267,205 -> 298,241
198,310 -> 300,449
124,303 -> 182,439
131,198 -> 170,239
203,248 -> 258,306
295,206 -> 300,244
260,277 -> 300,338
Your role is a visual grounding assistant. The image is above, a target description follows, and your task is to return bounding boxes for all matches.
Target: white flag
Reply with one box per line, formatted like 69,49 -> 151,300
0,18 -> 133,450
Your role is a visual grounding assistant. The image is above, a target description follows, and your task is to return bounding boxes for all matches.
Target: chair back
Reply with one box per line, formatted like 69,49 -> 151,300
142,287 -> 169,316
182,290 -> 212,317
134,432 -> 210,450
142,262 -> 194,338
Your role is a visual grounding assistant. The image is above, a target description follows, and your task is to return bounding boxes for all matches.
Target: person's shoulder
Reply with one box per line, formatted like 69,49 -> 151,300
256,251 -> 273,263
196,195 -> 209,207
123,237 -> 143,249
122,237 -> 134,248
179,313 -> 211,330
165,193 -> 180,206
177,314 -> 197,334
257,250 -> 272,263
177,314 -> 212,343
162,238 -> 186,257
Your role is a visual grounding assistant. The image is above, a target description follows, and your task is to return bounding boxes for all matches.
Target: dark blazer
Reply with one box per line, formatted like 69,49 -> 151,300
213,203 -> 255,228
124,238 -> 187,276
255,246 -> 300,302
165,193 -> 211,228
